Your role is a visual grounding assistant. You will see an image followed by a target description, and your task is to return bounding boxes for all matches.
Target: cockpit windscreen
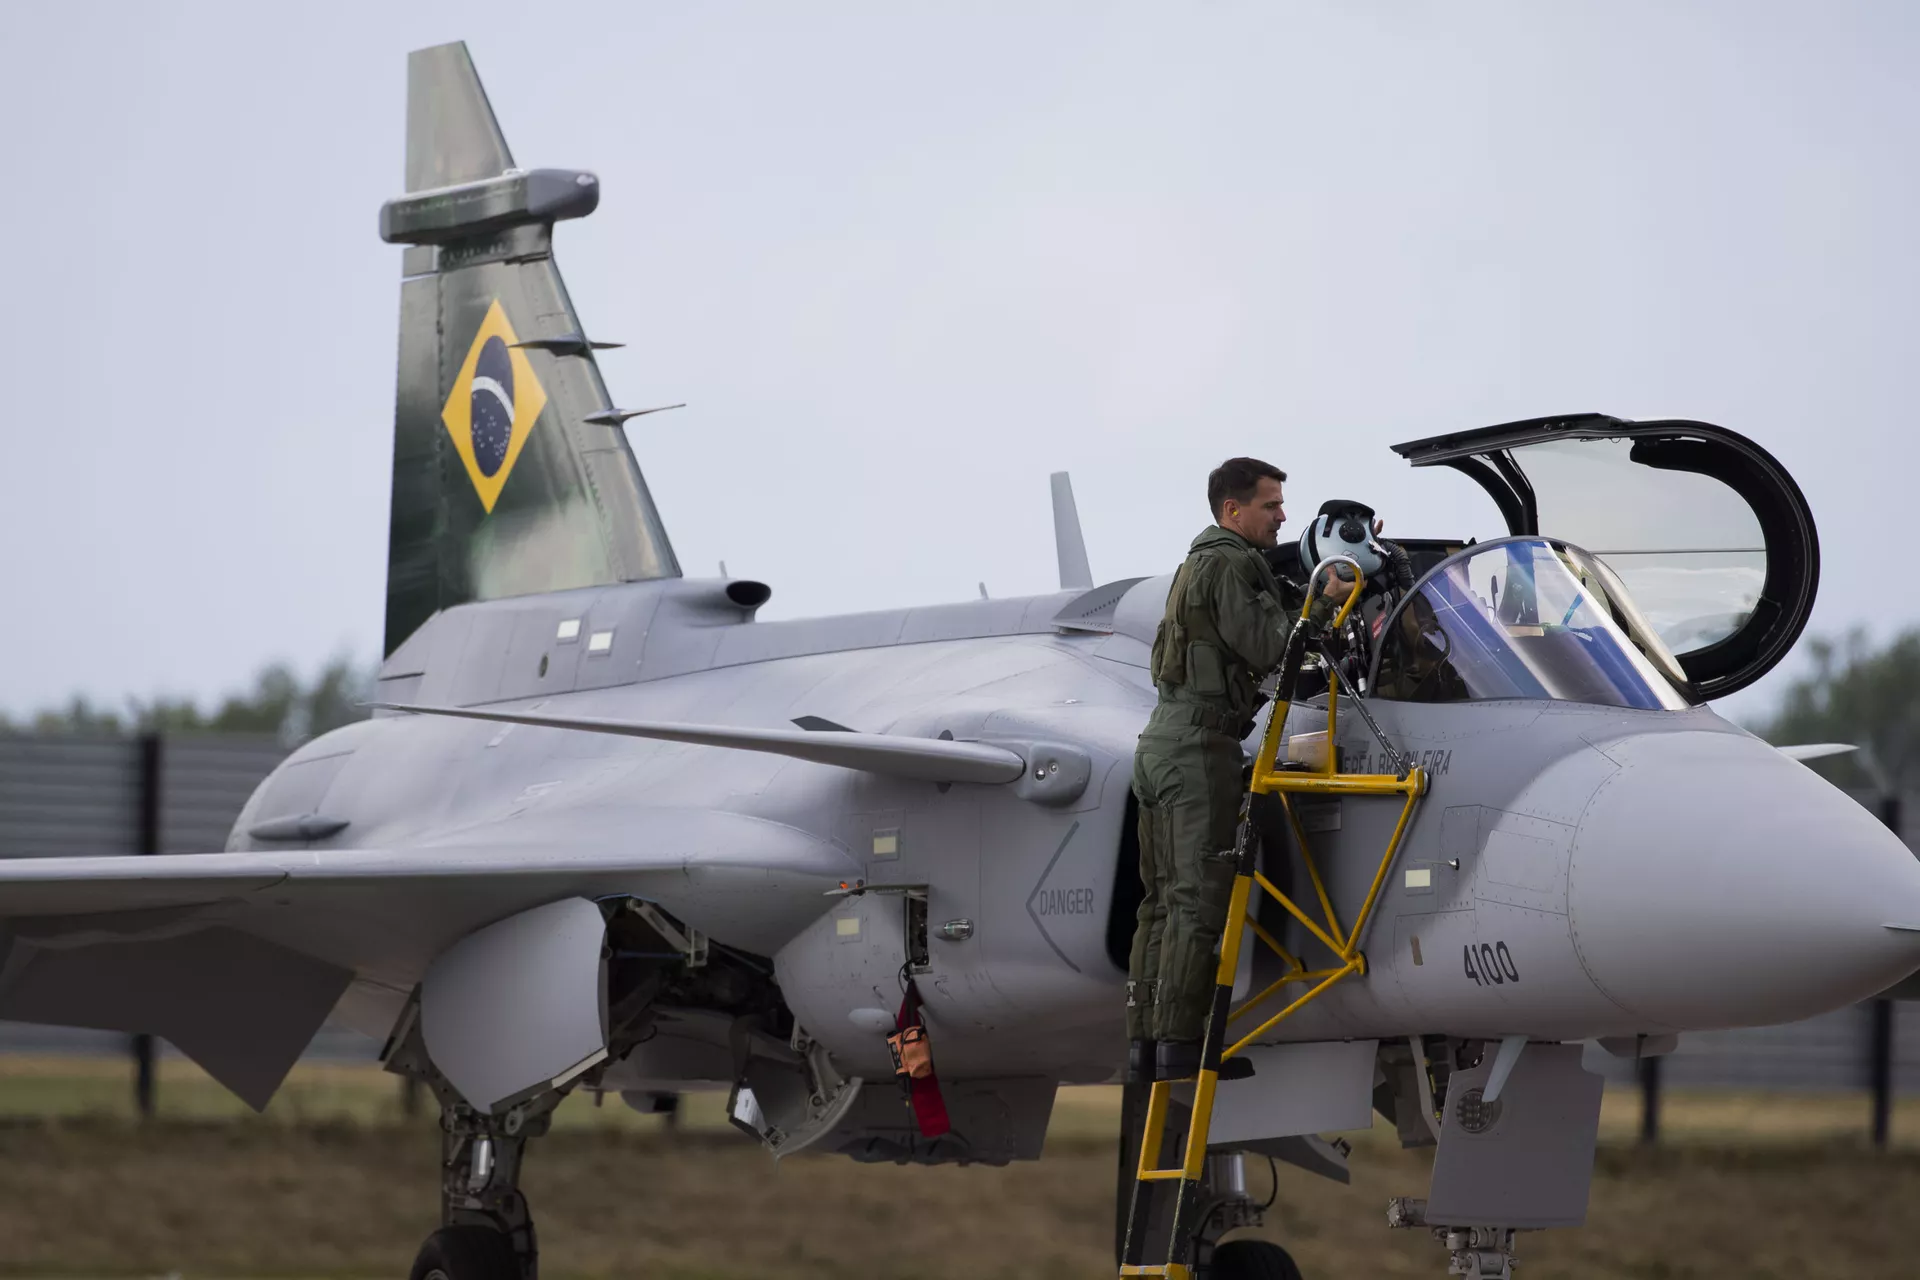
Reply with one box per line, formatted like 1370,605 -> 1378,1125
1373,538 -> 1691,710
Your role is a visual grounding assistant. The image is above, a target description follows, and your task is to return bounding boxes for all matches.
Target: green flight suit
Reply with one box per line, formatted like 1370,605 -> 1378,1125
1127,525 -> 1293,1043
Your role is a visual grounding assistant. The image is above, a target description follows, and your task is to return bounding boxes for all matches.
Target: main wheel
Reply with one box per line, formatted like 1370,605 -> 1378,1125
408,1225 -> 519,1280
1211,1238 -> 1305,1280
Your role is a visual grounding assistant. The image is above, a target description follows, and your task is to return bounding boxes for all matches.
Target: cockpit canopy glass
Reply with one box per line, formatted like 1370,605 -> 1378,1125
1373,538 -> 1691,711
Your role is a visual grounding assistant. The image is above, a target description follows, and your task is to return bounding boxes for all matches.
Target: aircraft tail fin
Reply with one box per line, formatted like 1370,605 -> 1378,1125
380,42 -> 680,657
404,42 -> 514,192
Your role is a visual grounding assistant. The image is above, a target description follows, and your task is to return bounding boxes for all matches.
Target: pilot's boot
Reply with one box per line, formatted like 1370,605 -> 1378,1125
1125,1039 -> 1157,1085
1155,1040 -> 1254,1082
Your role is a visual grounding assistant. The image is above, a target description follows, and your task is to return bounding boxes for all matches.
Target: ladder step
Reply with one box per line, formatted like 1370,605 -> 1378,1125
1119,1266 -> 1192,1279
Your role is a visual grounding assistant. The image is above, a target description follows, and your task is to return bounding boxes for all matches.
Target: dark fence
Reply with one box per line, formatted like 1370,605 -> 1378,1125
0,731 -> 287,858
0,731 -> 1915,1134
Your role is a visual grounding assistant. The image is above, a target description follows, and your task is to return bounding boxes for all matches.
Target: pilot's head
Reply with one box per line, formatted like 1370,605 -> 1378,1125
1209,457 -> 1288,548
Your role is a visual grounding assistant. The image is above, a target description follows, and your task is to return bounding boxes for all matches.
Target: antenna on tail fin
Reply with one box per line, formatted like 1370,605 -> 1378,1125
380,42 -> 679,658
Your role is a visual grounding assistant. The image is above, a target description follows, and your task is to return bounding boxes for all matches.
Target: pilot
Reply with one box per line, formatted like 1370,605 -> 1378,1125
1127,457 -> 1296,1083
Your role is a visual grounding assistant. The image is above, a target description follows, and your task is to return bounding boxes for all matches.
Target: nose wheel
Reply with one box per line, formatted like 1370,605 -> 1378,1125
1210,1239 -> 1304,1280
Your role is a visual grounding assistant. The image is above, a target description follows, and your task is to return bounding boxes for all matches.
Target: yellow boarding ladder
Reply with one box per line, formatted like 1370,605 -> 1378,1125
1118,560 -> 1427,1280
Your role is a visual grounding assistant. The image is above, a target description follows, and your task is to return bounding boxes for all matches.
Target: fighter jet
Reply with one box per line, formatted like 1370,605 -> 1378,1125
1,41 -> 1915,1280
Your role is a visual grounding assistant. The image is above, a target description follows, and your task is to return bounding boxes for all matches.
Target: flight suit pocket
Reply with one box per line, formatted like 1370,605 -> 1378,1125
1186,641 -> 1226,695
1150,620 -> 1184,684
1196,851 -> 1238,928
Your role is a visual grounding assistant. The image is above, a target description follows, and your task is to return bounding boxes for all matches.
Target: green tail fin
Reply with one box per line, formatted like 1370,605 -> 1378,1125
380,42 -> 678,656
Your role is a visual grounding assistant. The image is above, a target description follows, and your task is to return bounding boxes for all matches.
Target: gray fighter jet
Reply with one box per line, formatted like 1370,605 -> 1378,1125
2,41 -> 1915,1280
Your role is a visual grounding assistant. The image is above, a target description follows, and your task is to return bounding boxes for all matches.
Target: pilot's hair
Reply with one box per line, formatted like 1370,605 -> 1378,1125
1208,457 -> 1288,518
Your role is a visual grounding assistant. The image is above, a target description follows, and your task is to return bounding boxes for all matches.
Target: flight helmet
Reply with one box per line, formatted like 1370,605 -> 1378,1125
1298,499 -> 1382,578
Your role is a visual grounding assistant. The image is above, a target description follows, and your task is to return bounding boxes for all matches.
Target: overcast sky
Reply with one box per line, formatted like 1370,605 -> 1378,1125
2,2 -> 1914,724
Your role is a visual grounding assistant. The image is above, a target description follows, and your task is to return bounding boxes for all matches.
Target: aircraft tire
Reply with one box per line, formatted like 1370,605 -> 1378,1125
1210,1238 -> 1305,1280
408,1225 -> 519,1280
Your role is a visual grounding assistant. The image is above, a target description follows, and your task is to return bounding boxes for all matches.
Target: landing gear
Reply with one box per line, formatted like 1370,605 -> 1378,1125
430,1093 -> 566,1280
408,1225 -> 519,1280
1387,1198 -> 1520,1280
1436,1227 -> 1518,1280
1210,1239 -> 1305,1280
384,895 -> 779,1280
1189,1154 -> 1301,1280
1115,1112 -> 1299,1280
387,1018 -> 572,1280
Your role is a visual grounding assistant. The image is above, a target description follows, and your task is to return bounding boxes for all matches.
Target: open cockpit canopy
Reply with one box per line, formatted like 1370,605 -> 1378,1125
1391,414 -> 1818,702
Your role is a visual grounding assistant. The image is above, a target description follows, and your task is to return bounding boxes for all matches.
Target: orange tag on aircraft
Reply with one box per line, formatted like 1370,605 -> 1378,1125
887,1024 -> 934,1079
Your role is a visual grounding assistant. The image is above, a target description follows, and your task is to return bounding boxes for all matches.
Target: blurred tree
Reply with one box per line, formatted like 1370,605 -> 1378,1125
1759,628 -> 1920,794
1,656 -> 373,746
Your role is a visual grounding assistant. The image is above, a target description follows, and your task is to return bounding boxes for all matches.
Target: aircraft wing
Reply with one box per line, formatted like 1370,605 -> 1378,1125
0,809 -> 857,1109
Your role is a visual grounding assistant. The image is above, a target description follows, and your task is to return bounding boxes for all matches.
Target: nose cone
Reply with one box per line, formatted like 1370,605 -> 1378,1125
1569,730 -> 1920,1030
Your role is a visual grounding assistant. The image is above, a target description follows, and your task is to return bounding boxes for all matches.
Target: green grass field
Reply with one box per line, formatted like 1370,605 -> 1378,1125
0,1057 -> 1916,1278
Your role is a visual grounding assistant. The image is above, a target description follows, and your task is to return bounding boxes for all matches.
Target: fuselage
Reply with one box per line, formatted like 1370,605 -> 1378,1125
233,572 -> 1920,1087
